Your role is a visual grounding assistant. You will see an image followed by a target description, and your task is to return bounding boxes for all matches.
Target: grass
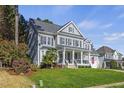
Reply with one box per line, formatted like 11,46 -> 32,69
29,68 -> 124,88
0,70 -> 34,88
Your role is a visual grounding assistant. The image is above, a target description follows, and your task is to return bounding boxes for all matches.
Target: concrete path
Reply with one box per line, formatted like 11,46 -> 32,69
89,81 -> 124,88
105,69 -> 124,73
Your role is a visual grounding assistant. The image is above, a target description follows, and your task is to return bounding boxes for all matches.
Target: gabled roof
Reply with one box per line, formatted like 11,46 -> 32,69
29,19 -> 83,37
32,19 -> 62,33
96,46 -> 114,56
57,21 -> 83,37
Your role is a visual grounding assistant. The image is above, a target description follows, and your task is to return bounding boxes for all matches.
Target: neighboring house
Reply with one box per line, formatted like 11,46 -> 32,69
96,46 -> 123,68
27,19 -> 99,68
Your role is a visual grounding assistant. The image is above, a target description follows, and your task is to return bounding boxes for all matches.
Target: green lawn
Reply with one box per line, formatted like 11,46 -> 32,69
29,68 -> 124,88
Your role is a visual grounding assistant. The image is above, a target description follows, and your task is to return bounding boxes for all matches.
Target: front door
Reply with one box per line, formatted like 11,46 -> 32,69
66,51 -> 72,63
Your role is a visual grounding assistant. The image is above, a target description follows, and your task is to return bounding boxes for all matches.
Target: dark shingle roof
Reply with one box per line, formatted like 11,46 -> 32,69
33,19 -> 62,33
96,46 -> 114,56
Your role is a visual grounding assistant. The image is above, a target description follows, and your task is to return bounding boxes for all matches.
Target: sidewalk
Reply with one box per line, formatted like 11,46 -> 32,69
88,81 -> 124,88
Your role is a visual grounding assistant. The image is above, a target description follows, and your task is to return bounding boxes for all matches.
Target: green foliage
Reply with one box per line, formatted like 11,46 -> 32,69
0,6 -> 15,40
30,64 -> 38,71
42,48 -> 57,68
42,19 -> 53,24
19,14 -> 28,43
0,5 -> 27,43
37,17 -> 41,21
110,60 -> 117,69
0,39 -> 30,65
12,60 -> 31,75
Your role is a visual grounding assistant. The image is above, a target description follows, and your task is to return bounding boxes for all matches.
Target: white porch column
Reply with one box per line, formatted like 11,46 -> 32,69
104,61 -> 106,68
57,50 -> 59,63
81,51 -> 83,64
63,47 -> 65,65
88,52 -> 91,64
37,35 -> 40,67
72,50 -> 75,64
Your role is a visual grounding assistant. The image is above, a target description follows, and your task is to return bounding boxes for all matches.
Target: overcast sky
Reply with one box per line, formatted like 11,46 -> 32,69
19,5 -> 124,55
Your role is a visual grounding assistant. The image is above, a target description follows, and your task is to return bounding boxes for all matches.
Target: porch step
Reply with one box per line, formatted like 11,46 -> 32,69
67,64 -> 78,69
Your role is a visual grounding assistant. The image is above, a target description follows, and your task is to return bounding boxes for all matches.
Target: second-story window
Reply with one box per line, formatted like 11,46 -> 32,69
66,38 -> 68,45
51,38 -> 54,46
60,37 -> 65,45
41,36 -> 46,45
48,37 -> 51,45
68,38 -> 72,46
73,40 -> 79,47
66,38 -> 72,46
80,41 -> 82,48
75,40 -> 79,47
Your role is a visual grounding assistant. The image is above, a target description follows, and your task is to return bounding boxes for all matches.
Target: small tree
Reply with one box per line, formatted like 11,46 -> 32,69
110,60 -> 117,69
42,48 -> 57,68
42,19 -> 53,24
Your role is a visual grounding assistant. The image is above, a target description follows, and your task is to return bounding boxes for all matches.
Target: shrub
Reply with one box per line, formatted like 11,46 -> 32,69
0,39 -> 31,67
110,60 -> 117,69
12,59 -> 31,75
30,64 -> 38,71
42,48 -> 57,68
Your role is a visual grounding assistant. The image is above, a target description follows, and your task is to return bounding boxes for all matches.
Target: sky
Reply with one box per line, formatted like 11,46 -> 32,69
19,5 -> 124,55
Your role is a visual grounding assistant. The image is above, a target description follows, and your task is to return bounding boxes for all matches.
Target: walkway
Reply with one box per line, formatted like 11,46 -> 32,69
89,81 -> 124,88
105,69 -> 124,73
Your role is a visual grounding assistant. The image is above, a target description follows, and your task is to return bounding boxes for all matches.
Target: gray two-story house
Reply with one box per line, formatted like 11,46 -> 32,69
27,19 -> 100,68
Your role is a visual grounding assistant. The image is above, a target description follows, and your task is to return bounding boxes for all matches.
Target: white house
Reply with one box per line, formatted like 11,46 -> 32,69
27,19 -> 100,68
96,46 -> 123,68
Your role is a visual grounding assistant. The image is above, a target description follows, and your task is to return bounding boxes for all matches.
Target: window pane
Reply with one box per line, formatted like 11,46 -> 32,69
60,37 -> 65,45
41,36 -> 46,45
51,38 -> 53,46
48,37 -> 50,45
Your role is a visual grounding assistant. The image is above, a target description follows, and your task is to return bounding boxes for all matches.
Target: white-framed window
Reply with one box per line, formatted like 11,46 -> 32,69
73,39 -> 79,47
68,38 -> 72,46
80,41 -> 82,48
66,38 -> 72,46
51,38 -> 54,46
41,36 -> 46,45
48,37 -> 50,45
68,27 -> 74,33
76,40 -> 79,47
66,38 -> 68,45
60,37 -> 65,45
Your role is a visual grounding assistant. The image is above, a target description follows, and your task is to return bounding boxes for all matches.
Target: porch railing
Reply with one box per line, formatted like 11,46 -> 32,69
82,60 -> 90,65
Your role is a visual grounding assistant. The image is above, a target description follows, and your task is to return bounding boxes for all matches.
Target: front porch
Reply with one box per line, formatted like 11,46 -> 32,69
57,47 -> 91,68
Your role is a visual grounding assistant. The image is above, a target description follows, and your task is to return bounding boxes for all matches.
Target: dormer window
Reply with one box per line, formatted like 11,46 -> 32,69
68,27 -> 74,33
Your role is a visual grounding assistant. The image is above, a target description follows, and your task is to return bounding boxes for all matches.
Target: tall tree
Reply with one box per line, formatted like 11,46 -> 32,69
42,19 -> 53,24
4,5 -> 15,40
15,5 -> 19,46
0,5 -> 27,43
19,14 -> 28,43
0,6 -> 7,39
